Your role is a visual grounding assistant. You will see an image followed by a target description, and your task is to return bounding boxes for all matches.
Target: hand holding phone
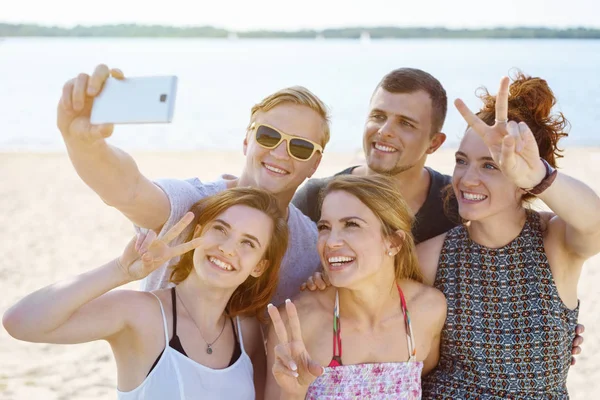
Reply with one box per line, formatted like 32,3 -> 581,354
57,65 -> 178,147
90,76 -> 178,124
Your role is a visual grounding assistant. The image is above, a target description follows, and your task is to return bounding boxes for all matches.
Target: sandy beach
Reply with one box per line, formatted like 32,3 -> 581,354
1,148 -> 598,399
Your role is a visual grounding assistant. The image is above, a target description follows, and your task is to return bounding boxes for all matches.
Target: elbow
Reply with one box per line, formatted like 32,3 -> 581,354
2,307 -> 25,340
2,307 -> 40,342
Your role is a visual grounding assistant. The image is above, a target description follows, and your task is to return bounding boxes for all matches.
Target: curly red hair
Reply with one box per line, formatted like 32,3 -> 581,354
476,70 -> 569,167
444,71 -> 571,215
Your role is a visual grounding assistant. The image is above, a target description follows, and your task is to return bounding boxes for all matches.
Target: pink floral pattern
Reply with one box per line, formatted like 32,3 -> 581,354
306,361 -> 423,399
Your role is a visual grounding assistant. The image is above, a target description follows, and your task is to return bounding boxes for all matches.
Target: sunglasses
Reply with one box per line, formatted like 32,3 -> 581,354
251,122 -> 323,162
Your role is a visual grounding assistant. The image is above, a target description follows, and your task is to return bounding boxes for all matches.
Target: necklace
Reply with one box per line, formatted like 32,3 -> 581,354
175,287 -> 227,355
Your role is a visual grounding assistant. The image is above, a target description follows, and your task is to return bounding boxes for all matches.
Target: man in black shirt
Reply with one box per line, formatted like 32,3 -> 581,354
293,68 -> 457,243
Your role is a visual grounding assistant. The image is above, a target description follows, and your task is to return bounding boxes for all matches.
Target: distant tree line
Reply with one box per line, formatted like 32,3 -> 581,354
1,23 -> 599,39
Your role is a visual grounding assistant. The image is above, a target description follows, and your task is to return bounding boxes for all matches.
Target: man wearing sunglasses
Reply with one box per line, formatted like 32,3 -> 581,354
56,64 -> 329,307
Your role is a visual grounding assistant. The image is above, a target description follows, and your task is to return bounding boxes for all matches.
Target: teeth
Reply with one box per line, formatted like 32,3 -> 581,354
209,257 -> 234,271
462,191 -> 488,201
374,143 -> 397,153
328,256 -> 355,264
264,164 -> 288,175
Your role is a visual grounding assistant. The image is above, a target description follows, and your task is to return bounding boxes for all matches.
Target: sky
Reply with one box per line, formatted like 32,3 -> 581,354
3,0 -> 599,31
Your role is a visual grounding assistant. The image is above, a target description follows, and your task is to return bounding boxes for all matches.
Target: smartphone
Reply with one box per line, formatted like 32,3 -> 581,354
90,76 -> 178,124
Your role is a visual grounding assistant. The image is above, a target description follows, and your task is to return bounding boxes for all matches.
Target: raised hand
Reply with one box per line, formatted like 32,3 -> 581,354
118,212 -> 202,281
454,76 -> 547,189
268,300 -> 323,396
57,64 -> 124,145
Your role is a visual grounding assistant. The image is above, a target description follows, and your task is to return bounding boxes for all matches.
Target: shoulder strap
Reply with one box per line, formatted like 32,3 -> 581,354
171,287 -> 178,337
148,292 -> 169,346
235,316 -> 245,352
397,284 -> 417,362
330,290 -> 342,366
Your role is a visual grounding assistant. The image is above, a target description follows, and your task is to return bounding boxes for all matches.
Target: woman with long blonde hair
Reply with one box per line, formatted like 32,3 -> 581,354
265,175 -> 447,399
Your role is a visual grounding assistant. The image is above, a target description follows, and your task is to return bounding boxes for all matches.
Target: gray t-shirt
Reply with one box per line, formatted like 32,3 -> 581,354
139,177 -> 321,307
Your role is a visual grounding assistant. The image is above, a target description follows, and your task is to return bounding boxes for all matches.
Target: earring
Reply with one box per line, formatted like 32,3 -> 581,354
388,251 -> 393,256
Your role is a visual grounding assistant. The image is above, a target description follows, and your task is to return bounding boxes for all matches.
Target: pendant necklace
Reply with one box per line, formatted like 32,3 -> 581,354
175,288 -> 227,355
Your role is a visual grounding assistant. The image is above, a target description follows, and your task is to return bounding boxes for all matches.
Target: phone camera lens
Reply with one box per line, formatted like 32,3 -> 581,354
160,94 -> 167,102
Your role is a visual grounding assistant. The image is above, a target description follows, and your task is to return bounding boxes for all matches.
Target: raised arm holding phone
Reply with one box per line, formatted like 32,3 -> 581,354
56,65 -> 328,303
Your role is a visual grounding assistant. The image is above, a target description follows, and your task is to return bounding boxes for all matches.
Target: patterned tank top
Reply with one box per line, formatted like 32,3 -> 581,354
422,210 -> 579,399
306,284 -> 423,399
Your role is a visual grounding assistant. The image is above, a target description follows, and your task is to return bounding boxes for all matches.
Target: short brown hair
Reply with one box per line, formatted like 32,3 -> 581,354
321,175 -> 423,283
375,68 -> 447,135
170,187 -> 288,320
250,86 -> 331,147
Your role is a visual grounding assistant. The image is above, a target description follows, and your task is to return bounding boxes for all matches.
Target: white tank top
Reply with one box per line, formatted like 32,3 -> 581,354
117,292 -> 255,400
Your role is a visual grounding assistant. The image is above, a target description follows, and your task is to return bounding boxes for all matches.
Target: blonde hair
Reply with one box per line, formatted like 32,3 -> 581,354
321,175 -> 423,283
250,86 -> 331,147
169,187 -> 288,321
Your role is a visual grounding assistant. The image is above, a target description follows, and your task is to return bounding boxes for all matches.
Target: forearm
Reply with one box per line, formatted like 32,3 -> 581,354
538,172 -> 600,235
64,138 -> 143,208
3,259 -> 131,341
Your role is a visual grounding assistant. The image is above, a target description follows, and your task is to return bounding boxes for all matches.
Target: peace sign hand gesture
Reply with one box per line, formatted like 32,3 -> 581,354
268,300 -> 324,397
118,212 -> 202,282
454,76 -> 547,189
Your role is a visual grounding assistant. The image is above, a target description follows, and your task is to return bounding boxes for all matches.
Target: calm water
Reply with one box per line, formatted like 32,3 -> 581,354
1,37 -> 599,151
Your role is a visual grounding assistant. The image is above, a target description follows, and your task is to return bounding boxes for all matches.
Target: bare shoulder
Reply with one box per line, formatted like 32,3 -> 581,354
402,280 -> 447,325
122,289 -> 170,330
416,232 -> 448,286
105,288 -> 164,314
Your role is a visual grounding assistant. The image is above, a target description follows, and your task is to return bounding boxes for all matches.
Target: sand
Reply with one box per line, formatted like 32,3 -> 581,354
1,148 -> 598,399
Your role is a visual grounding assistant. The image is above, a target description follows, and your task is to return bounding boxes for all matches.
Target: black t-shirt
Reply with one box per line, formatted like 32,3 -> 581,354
291,166 -> 458,244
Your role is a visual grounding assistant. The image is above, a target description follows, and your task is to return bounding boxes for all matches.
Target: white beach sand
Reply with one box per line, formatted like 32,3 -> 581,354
1,148 -> 598,399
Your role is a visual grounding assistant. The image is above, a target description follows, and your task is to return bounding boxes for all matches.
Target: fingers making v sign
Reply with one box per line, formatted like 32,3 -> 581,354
118,212 -> 203,281
268,300 -> 324,396
454,76 -> 548,190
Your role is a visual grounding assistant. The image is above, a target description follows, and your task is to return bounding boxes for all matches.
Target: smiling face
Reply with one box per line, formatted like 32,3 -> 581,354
453,129 -> 522,222
317,190 -> 396,288
191,204 -> 274,289
363,88 -> 441,175
242,103 -> 324,199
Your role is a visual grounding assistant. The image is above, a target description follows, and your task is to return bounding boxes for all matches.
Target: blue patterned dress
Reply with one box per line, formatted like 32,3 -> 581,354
422,210 -> 579,399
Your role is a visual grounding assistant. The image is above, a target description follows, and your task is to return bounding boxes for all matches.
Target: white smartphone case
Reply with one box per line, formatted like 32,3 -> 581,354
90,76 -> 178,124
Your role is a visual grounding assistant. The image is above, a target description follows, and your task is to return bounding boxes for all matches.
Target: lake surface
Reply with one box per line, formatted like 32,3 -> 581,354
1,37 -> 599,151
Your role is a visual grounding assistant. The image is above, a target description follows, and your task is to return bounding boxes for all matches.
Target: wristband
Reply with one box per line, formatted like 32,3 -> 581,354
523,158 -> 557,196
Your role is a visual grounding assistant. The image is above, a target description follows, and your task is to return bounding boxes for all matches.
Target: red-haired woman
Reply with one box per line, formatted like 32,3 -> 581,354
419,73 -> 600,399
3,187 -> 289,400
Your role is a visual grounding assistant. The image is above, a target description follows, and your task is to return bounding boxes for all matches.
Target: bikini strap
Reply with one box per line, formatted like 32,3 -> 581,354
171,287 -> 178,337
330,290 -> 342,366
148,292 -> 170,346
397,283 -> 417,362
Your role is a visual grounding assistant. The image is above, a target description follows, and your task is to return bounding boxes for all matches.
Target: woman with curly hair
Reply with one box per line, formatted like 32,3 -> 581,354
418,73 -> 600,399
